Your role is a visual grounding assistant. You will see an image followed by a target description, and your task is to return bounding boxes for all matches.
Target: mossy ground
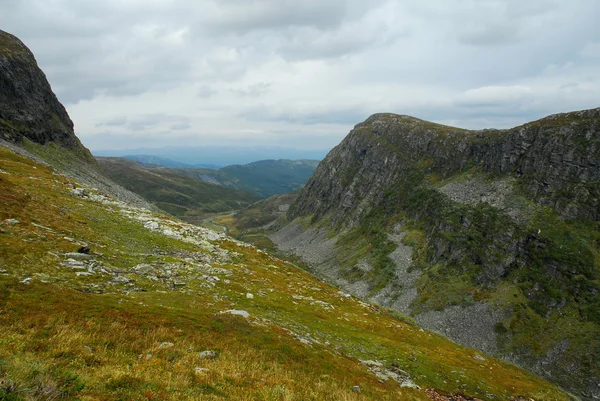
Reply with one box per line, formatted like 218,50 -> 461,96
0,146 -> 572,400
309,157 -> 599,395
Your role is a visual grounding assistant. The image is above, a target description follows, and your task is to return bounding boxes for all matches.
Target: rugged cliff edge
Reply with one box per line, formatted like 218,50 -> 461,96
0,30 -> 576,401
0,29 -> 150,208
272,109 -> 600,399
0,30 -> 87,151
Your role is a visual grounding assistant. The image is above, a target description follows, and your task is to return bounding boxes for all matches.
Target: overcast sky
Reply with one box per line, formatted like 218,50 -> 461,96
3,0 -> 600,152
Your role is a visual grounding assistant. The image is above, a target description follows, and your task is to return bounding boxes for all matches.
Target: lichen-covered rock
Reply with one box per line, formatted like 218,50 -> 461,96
280,108 -> 600,399
291,109 -> 600,225
0,30 -> 89,152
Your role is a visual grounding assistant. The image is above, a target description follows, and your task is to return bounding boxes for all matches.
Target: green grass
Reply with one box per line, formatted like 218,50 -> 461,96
96,157 -> 259,223
0,145 -> 572,400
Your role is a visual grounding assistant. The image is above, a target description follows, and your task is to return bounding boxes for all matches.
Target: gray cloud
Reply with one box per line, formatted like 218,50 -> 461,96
199,0 -> 349,34
96,117 -> 128,127
242,106 -> 368,125
2,0 -> 599,153
231,82 -> 271,97
126,114 -> 191,132
197,85 -> 218,98
170,122 -> 192,131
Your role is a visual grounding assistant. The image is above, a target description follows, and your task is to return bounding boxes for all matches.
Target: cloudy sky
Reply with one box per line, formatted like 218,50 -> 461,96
3,0 -> 600,153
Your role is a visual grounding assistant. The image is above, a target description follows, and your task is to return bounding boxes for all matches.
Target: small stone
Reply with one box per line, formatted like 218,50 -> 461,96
474,354 -> 485,361
353,386 -> 360,393
205,230 -> 220,241
77,245 -> 90,254
159,342 -> 174,349
61,258 -> 86,269
21,277 -> 32,284
194,367 -> 209,374
246,293 -> 254,299
72,188 -> 87,197
221,309 -> 250,318
2,218 -> 20,225
64,252 -> 92,260
145,353 -> 152,360
162,228 -> 176,236
112,276 -> 132,284
83,346 -> 93,353
400,379 -> 420,389
361,360 -> 383,367
76,272 -> 92,276
144,221 -> 159,230
199,350 -> 218,359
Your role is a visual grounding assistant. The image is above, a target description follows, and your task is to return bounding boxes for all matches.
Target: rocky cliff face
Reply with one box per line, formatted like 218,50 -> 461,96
291,109 -> 599,226
0,30 -> 151,208
0,30 -> 86,151
276,108 -> 600,399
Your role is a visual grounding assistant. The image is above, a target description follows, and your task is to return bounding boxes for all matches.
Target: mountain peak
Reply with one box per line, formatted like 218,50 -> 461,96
0,29 -> 82,150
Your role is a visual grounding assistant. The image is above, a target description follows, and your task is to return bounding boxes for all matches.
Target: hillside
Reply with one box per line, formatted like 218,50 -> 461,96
216,159 -> 320,198
97,157 -> 259,224
121,155 -> 221,169
0,137 -> 572,401
0,29 -> 150,209
214,193 -> 298,250
271,109 -> 600,399
0,27 -> 583,401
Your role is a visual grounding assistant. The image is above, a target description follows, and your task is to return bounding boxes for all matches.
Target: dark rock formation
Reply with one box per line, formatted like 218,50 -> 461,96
0,30 -> 88,152
280,108 -> 600,399
291,109 -> 600,226
0,30 -> 152,209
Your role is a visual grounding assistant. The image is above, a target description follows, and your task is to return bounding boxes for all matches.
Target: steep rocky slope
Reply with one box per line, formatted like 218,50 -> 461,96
97,157 -> 259,223
0,127 -> 572,401
0,29 -> 150,208
272,109 -> 600,399
0,30 -> 83,149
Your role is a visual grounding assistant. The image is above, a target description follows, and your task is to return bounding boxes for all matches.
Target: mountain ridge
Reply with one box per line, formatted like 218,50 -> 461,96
273,107 -> 600,399
0,29 -> 152,209
0,28 -> 587,400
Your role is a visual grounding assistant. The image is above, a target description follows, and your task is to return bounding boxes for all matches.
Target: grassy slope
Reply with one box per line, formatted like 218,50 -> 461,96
96,157 -> 259,223
0,146 -> 571,400
217,160 -> 319,198
214,194 -> 298,251
291,114 -> 600,396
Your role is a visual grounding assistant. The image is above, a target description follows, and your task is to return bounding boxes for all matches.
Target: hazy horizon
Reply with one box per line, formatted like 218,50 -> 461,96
92,145 -> 328,166
3,0 -> 599,152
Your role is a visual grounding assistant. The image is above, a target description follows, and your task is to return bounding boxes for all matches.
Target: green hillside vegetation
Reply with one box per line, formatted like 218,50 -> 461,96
0,146 -> 573,401
97,157 -> 259,224
166,159 -> 320,199
280,110 -> 600,398
217,159 -> 320,198
214,193 -> 298,251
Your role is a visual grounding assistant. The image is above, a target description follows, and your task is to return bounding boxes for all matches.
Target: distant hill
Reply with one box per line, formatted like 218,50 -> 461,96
97,157 -> 259,224
0,28 -> 578,401
201,159 -> 320,198
273,109 -> 600,399
93,146 -> 328,166
122,154 -> 221,169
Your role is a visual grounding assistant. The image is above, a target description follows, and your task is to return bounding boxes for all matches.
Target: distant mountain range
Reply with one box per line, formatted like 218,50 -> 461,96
122,154 -> 221,169
95,157 -> 319,222
270,109 -> 600,399
0,28 -> 591,401
96,157 -> 260,224
93,146 -> 328,167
